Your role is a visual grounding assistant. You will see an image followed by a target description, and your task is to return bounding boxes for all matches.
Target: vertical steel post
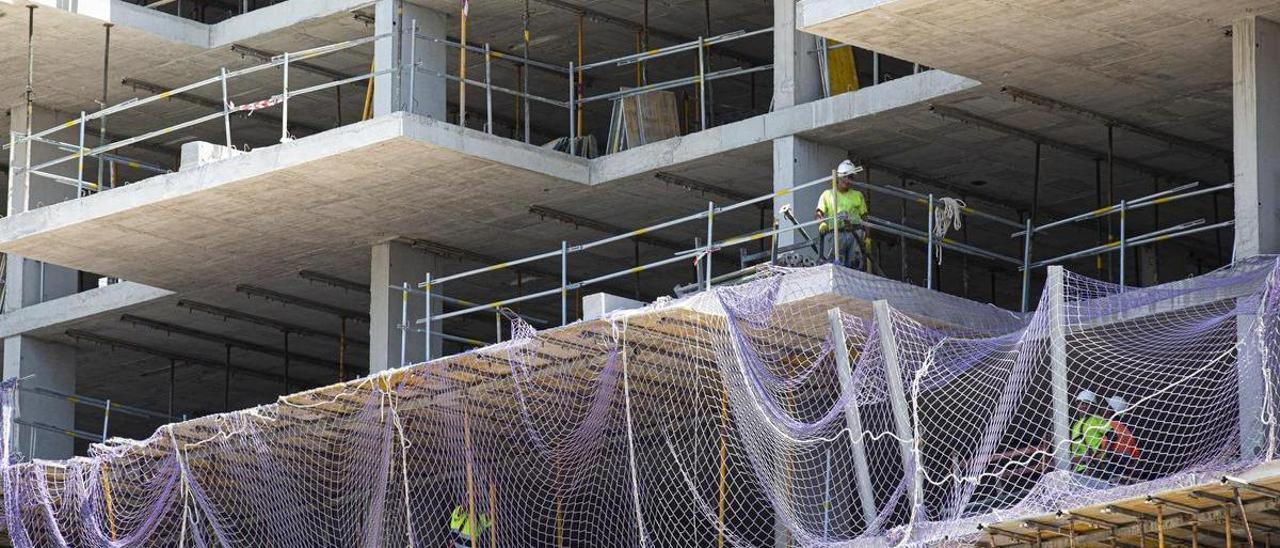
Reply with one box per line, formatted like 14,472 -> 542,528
98,23 -> 111,186
399,282 -> 409,367
408,20 -> 417,114
1107,125 -> 1115,282
560,241 -> 568,326
694,237 -> 704,287
280,51 -> 290,142
101,399 -> 111,442
495,312 -> 502,343
424,273 -> 434,362
705,201 -> 716,289
899,175 -> 908,280
459,0 -> 468,126
76,111 -> 86,195
221,67 -> 232,148
1119,200 -> 1127,291
283,332 -> 290,394
873,52 -> 880,85
224,345 -> 231,412
926,194 -> 935,290
168,360 -> 175,418
485,43 -> 493,134
698,36 -> 708,130
1021,219 -> 1033,313
21,5 -> 35,215
831,170 -> 839,266
568,62 -> 577,156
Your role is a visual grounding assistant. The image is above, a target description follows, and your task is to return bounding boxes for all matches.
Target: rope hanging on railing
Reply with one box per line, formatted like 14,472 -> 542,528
932,197 -> 966,264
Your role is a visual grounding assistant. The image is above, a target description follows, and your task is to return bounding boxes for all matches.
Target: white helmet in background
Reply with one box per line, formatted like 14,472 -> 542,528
1076,389 -> 1097,404
1107,395 -> 1128,413
836,159 -> 861,178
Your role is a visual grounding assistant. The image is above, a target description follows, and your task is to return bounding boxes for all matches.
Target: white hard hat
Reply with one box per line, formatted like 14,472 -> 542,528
837,159 -> 861,177
1076,389 -> 1097,404
1107,395 -> 1127,413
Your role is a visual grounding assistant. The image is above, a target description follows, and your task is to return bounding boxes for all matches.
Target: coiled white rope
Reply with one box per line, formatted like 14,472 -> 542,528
933,197 -> 966,263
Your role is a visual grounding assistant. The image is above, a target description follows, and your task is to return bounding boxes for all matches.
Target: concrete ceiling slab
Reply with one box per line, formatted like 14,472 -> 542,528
797,0 -> 1279,157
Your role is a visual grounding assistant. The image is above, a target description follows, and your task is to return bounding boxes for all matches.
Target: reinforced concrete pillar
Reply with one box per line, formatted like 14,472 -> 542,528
373,0 -> 448,120
6,104 -> 80,313
4,336 -> 76,459
773,136 -> 846,258
1232,16 -> 1280,458
773,0 -> 824,109
369,240 -> 442,373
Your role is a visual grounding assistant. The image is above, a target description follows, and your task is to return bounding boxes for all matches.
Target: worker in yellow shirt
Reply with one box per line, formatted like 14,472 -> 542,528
816,160 -> 870,270
447,504 -> 492,548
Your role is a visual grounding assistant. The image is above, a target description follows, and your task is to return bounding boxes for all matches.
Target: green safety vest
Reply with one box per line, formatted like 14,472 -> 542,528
450,506 -> 491,540
1069,415 -> 1111,472
817,188 -> 868,233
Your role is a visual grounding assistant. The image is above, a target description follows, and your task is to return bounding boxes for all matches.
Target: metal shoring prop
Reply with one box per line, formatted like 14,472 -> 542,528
926,193 -> 935,289
98,23 -> 112,187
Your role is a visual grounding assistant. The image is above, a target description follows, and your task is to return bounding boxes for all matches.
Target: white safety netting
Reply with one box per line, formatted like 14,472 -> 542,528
3,258 -> 1280,547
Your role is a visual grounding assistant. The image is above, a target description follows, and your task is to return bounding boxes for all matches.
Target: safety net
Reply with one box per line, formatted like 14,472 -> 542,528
3,257 -> 1280,547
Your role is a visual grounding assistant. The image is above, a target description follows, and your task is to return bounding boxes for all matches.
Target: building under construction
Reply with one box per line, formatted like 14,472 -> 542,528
1,0 -> 1279,546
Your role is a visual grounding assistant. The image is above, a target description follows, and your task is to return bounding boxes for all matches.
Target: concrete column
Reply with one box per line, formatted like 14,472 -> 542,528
773,0 -> 824,109
1233,16 -> 1280,459
772,136 -> 846,256
1233,16 -> 1280,258
6,104 -> 80,313
4,336 -> 75,459
373,0 -> 448,120
369,240 -> 442,373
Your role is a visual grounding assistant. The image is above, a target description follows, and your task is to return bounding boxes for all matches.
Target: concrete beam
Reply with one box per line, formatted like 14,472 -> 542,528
1001,87 -> 1232,163
0,281 -> 172,339
177,299 -> 368,346
929,105 -> 1187,182
236,284 -> 368,322
118,313 -> 344,371
65,328 -> 307,386
591,70 -> 979,183
528,205 -> 686,251
653,172 -> 754,202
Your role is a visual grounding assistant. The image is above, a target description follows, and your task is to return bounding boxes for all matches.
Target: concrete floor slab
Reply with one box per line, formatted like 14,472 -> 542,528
0,71 -> 979,296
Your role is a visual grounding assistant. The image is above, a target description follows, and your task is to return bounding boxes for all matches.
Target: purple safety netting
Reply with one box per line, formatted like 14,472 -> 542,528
2,258 -> 1279,547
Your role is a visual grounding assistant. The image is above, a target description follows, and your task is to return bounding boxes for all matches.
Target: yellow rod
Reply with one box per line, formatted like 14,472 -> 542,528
576,13 -> 584,135
100,462 -> 118,541
488,482 -> 497,548
360,59 -> 375,121
1156,504 -> 1165,548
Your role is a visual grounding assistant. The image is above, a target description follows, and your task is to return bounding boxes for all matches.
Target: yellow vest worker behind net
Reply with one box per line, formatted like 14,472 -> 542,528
449,505 -> 492,545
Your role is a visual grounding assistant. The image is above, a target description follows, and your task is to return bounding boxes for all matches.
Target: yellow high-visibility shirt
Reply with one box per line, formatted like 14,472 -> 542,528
817,188 -> 868,233
450,506 -> 492,539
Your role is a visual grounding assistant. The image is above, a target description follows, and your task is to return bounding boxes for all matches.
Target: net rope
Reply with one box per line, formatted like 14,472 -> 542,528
3,257 -> 1280,547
